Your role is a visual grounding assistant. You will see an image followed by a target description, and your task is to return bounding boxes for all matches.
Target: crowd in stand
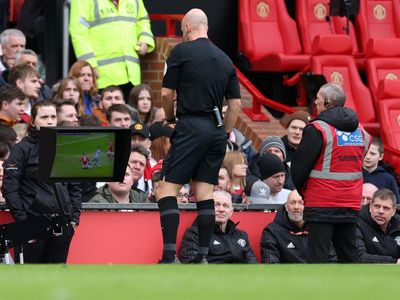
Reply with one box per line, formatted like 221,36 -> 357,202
0,1 -> 399,264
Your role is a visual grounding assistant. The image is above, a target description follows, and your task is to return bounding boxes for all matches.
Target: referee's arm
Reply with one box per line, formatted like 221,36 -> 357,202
161,87 -> 176,122
224,98 -> 241,134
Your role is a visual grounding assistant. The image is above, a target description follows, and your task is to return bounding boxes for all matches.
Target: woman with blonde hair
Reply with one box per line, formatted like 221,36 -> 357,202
222,150 -> 249,203
128,83 -> 159,125
68,60 -> 99,114
55,76 -> 85,116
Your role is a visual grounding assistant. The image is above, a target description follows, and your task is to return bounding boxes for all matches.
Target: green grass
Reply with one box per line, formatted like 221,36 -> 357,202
0,264 -> 398,300
51,133 -> 115,178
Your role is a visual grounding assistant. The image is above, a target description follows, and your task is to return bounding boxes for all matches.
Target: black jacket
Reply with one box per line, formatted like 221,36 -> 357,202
356,205 -> 400,263
291,107 -> 361,222
260,205 -> 308,263
281,135 -> 297,163
363,166 -> 400,203
3,129 -> 82,223
179,219 -> 257,264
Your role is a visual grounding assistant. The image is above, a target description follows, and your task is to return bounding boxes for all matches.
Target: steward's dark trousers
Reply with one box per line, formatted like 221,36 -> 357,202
15,223 -> 75,264
307,222 -> 359,263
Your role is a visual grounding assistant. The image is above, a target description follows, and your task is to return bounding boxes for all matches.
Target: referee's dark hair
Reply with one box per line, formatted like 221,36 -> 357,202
131,143 -> 150,160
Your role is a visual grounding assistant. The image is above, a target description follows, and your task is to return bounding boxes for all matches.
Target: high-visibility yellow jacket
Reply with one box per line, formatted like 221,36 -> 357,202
69,0 -> 155,88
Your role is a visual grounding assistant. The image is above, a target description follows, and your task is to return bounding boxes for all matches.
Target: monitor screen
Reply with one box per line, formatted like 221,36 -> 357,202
39,127 -> 131,182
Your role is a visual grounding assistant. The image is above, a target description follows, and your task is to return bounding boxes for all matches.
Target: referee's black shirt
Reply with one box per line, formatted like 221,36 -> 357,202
162,38 -> 241,117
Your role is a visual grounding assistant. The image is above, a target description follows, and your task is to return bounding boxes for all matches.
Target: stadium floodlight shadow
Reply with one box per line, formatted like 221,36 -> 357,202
0,127 -> 131,264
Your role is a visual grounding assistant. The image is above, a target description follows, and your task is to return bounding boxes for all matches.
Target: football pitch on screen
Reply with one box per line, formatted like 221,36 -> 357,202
50,133 -> 115,178
0,264 -> 398,300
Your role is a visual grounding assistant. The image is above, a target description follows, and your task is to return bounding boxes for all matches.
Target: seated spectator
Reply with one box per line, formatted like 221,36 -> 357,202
128,83 -> 159,126
177,184 -> 190,204
0,29 -> 25,72
69,60 -> 99,115
89,166 -> 150,204
248,180 -> 271,204
54,76 -> 85,116
362,183 -> 378,206
222,150 -> 249,203
179,190 -> 257,263
258,153 -> 291,204
250,136 -> 294,190
12,123 -> 28,143
363,137 -> 400,203
128,143 -> 150,201
106,104 -> 132,128
93,85 -> 125,126
279,110 -> 311,163
260,190 -> 308,263
0,85 -> 25,126
356,189 -> 400,263
214,167 -> 231,192
54,99 -> 79,126
130,121 -> 151,150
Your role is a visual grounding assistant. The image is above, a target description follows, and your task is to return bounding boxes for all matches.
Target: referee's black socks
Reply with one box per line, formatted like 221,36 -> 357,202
194,199 -> 215,263
158,196 -> 180,263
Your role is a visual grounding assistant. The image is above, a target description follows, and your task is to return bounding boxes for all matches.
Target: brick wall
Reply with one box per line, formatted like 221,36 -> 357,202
140,37 -> 288,152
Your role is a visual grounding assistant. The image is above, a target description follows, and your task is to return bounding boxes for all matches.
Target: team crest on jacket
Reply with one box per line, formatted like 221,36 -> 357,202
395,236 -> 400,246
336,128 -> 363,146
237,239 -> 246,247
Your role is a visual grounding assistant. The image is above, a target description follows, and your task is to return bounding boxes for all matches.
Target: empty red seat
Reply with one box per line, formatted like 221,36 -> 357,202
238,0 -> 309,72
310,35 -> 379,135
296,0 -> 361,56
376,79 -> 400,174
365,38 -> 400,106
355,0 -> 400,53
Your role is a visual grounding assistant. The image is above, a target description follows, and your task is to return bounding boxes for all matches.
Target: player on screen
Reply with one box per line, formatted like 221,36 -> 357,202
80,153 -> 91,169
91,146 -> 102,167
107,140 -> 114,160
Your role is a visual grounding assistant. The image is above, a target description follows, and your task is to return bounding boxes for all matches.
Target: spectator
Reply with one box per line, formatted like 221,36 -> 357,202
291,83 -> 370,263
215,167 -> 231,192
68,60 -> 99,115
362,183 -> 378,206
69,0 -> 155,100
248,180 -> 271,204
356,189 -> 400,263
129,84 -> 159,126
79,114 -> 101,127
363,137 -> 400,203
0,122 -> 17,146
179,190 -> 257,263
258,153 -> 291,204
89,166 -> 150,204
0,85 -> 26,126
106,104 -> 132,128
279,110 -> 311,163
54,76 -> 85,116
250,136 -> 294,190
54,99 -> 79,126
130,121 -> 151,150
93,85 -> 125,126
260,190 -> 308,263
0,29 -> 25,72
177,184 -> 190,204
223,151 -> 249,204
128,143 -> 150,202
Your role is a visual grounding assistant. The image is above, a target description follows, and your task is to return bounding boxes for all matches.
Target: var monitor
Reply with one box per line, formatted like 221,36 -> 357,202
39,127 -> 131,182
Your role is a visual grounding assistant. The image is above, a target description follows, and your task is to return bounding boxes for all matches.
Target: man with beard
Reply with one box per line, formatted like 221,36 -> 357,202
260,190 -> 308,263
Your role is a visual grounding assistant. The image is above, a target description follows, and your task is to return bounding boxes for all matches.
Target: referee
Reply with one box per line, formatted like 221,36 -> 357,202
155,8 -> 241,263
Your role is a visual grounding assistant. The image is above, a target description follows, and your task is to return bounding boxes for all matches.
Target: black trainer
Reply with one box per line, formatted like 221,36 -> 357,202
158,255 -> 181,264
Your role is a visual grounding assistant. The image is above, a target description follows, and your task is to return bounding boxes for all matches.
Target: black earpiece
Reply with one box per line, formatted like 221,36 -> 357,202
324,98 -> 330,107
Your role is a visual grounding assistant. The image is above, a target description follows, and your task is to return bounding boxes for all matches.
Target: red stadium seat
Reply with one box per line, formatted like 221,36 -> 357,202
295,0 -> 360,56
238,0 -> 309,72
310,35 -> 379,135
376,79 -> 400,173
355,0 -> 400,53
365,38 -> 400,106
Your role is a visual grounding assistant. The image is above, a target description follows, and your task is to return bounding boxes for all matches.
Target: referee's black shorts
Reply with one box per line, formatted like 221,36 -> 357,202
161,115 -> 227,185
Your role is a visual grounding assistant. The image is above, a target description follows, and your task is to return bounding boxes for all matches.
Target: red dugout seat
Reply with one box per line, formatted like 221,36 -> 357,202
365,38 -> 400,106
376,79 -> 400,174
296,0 -> 361,57
355,0 -> 400,53
310,35 -> 379,135
238,0 -> 309,72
